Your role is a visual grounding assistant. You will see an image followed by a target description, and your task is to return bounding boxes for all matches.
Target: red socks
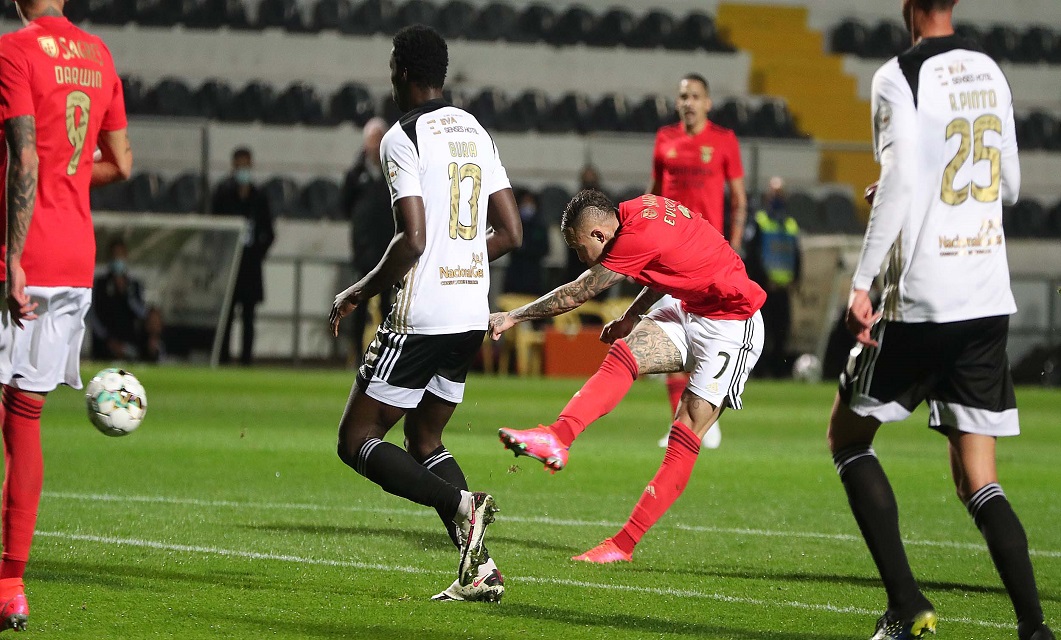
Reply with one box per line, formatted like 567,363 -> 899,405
1,387 -> 44,580
548,341 -> 639,448
665,373 -> 688,417
612,421 -> 700,554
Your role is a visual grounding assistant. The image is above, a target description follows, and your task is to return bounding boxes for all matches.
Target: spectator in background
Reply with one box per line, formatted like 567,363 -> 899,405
89,240 -> 148,360
212,147 -> 275,366
504,190 -> 550,295
340,117 -> 394,363
744,177 -> 801,378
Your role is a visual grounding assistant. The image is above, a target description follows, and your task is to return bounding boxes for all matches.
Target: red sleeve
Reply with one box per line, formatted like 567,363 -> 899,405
0,40 -> 35,121
600,224 -> 658,278
651,130 -> 664,184
723,131 -> 744,181
100,52 -> 127,132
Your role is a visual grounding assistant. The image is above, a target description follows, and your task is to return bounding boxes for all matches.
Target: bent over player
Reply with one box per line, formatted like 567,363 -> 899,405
491,190 -> 764,562
0,0 -> 131,630
329,26 -> 522,602
828,1 -> 1054,639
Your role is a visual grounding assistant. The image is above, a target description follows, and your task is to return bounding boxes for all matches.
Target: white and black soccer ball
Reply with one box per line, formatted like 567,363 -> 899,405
791,353 -> 823,383
85,368 -> 147,437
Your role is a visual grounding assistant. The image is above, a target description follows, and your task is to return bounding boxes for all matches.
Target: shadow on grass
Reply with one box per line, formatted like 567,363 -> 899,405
208,615 -> 506,640
241,521 -> 575,552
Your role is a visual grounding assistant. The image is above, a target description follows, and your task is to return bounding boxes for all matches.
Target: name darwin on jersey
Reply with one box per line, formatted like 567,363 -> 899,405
54,66 -> 103,88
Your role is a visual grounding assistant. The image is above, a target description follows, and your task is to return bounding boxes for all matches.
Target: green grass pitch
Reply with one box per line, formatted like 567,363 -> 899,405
26,365 -> 1061,638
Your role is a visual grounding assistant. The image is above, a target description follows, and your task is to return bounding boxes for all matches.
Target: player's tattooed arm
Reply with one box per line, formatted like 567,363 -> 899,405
5,115 -> 38,267
510,264 -> 625,323
625,286 -> 665,318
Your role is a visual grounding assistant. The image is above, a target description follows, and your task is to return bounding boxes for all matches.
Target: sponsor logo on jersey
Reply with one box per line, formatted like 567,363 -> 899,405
938,218 -> 1004,256
700,146 -> 714,163
641,208 -> 658,219
665,148 -> 677,159
385,160 -> 399,186
438,252 -> 485,284
37,36 -> 59,58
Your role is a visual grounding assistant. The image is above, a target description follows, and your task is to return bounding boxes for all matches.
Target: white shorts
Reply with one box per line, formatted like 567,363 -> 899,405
0,286 -> 92,393
645,295 -> 764,410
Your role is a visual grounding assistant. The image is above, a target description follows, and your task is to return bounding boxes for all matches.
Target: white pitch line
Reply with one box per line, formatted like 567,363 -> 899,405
43,490 -> 1061,558
35,530 -> 1012,631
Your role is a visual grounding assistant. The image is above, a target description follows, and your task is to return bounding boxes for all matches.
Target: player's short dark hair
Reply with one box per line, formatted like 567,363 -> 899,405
912,0 -> 956,11
682,73 -> 710,95
232,147 -> 252,162
393,25 -> 448,89
561,189 -> 616,233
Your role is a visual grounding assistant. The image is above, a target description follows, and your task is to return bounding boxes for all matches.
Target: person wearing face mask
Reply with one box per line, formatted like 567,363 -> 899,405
743,176 -> 801,378
89,239 -> 148,361
503,190 -> 550,296
211,147 -> 275,366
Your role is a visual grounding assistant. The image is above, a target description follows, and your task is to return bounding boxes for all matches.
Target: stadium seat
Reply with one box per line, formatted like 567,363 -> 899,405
128,172 -> 167,212
142,78 -> 196,117
786,192 -> 821,233
329,82 -> 375,126
262,176 -> 301,218
194,79 -> 235,120
257,0 -> 308,31
268,83 -> 326,125
831,18 -> 869,55
345,0 -> 394,35
616,185 -> 645,203
985,25 -> 1022,62
752,100 -> 798,138
299,178 -> 342,219
954,22 -> 983,46
589,94 -> 629,132
547,5 -> 594,46
499,90 -> 549,133
673,11 -> 726,52
585,8 -> 634,48
508,4 -> 555,44
121,76 -> 147,115
627,10 -> 676,49
133,0 -> 181,26
1019,112 -> 1061,151
379,96 -> 403,124
467,88 -> 509,130
1019,26 -> 1057,63
1048,200 -> 1061,238
626,95 -> 673,133
90,179 -> 132,212
865,21 -> 907,58
818,193 -> 862,234
390,0 -> 439,32
711,98 -> 751,137
469,2 -> 516,42
231,81 -> 276,122
313,0 -> 354,32
161,173 -> 205,213
1005,199 -> 1048,238
65,0 -> 89,21
536,185 -> 572,223
88,0 -> 134,25
436,0 -> 474,39
542,92 -> 591,134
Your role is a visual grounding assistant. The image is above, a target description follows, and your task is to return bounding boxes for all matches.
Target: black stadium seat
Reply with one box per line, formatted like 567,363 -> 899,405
711,98 -> 751,136
819,192 -> 862,234
831,18 -> 869,55
865,21 -> 906,58
380,96 -> 402,124
626,95 -> 673,133
469,2 -> 515,42
1019,111 -> 1061,151
90,179 -> 131,211
499,90 -> 549,133
346,0 -> 394,35
128,172 -> 167,212
627,10 -> 676,49
1004,200 -> 1048,238
753,100 -> 798,138
467,88 -> 509,130
161,173 -> 205,213
1019,26 -> 1056,63
390,0 -> 439,31
267,83 -> 326,125
133,0 -> 180,26
786,192 -> 821,233
585,8 -> 634,48
143,78 -> 196,117
195,79 -> 236,120
954,22 -> 983,46
536,185 -> 572,223
88,0 -> 134,25
984,25 -> 1021,62
313,0 -> 353,32
508,4 -> 555,44
299,178 -> 342,219
547,5 -> 593,46
437,0 -> 474,40
257,0 -> 307,31
674,11 -> 725,52
121,76 -> 146,115
261,176 -> 301,218
1048,200 -> 1061,239
231,81 -> 276,122
589,94 -> 629,132
542,92 -> 591,134
329,82 -> 375,126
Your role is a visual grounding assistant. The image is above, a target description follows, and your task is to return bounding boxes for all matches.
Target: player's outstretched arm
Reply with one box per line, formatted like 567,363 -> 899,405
4,115 -> 40,327
92,128 -> 133,187
489,264 -> 626,340
485,187 -> 522,261
600,286 -> 664,343
330,196 -> 426,336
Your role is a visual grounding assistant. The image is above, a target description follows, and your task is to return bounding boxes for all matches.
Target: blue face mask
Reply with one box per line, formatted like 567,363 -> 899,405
110,259 -> 127,275
234,168 -> 253,186
519,205 -> 537,220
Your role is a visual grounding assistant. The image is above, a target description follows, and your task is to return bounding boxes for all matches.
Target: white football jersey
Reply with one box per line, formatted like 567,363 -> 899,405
852,36 -> 1020,323
379,100 -> 511,334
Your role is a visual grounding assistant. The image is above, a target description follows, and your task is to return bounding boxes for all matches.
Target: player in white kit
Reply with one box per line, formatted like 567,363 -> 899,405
328,25 -> 522,602
827,2 -> 1054,639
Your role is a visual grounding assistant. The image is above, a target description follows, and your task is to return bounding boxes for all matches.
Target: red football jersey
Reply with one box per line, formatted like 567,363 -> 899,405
0,16 -> 127,287
652,122 -> 743,235
601,195 -> 765,319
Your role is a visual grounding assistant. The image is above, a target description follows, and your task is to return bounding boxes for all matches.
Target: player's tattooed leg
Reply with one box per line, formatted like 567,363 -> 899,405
622,319 -> 682,375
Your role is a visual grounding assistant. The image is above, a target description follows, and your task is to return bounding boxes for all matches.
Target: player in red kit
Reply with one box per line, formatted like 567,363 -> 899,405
491,190 -> 764,562
0,0 -> 131,629
651,73 -> 748,449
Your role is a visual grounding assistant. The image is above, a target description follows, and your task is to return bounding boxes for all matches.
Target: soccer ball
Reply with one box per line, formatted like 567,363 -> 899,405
791,353 -> 822,383
85,368 -> 147,437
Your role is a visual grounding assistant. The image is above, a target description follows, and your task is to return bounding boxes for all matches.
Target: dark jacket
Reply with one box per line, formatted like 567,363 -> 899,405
212,178 -> 275,304
341,151 -> 395,275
